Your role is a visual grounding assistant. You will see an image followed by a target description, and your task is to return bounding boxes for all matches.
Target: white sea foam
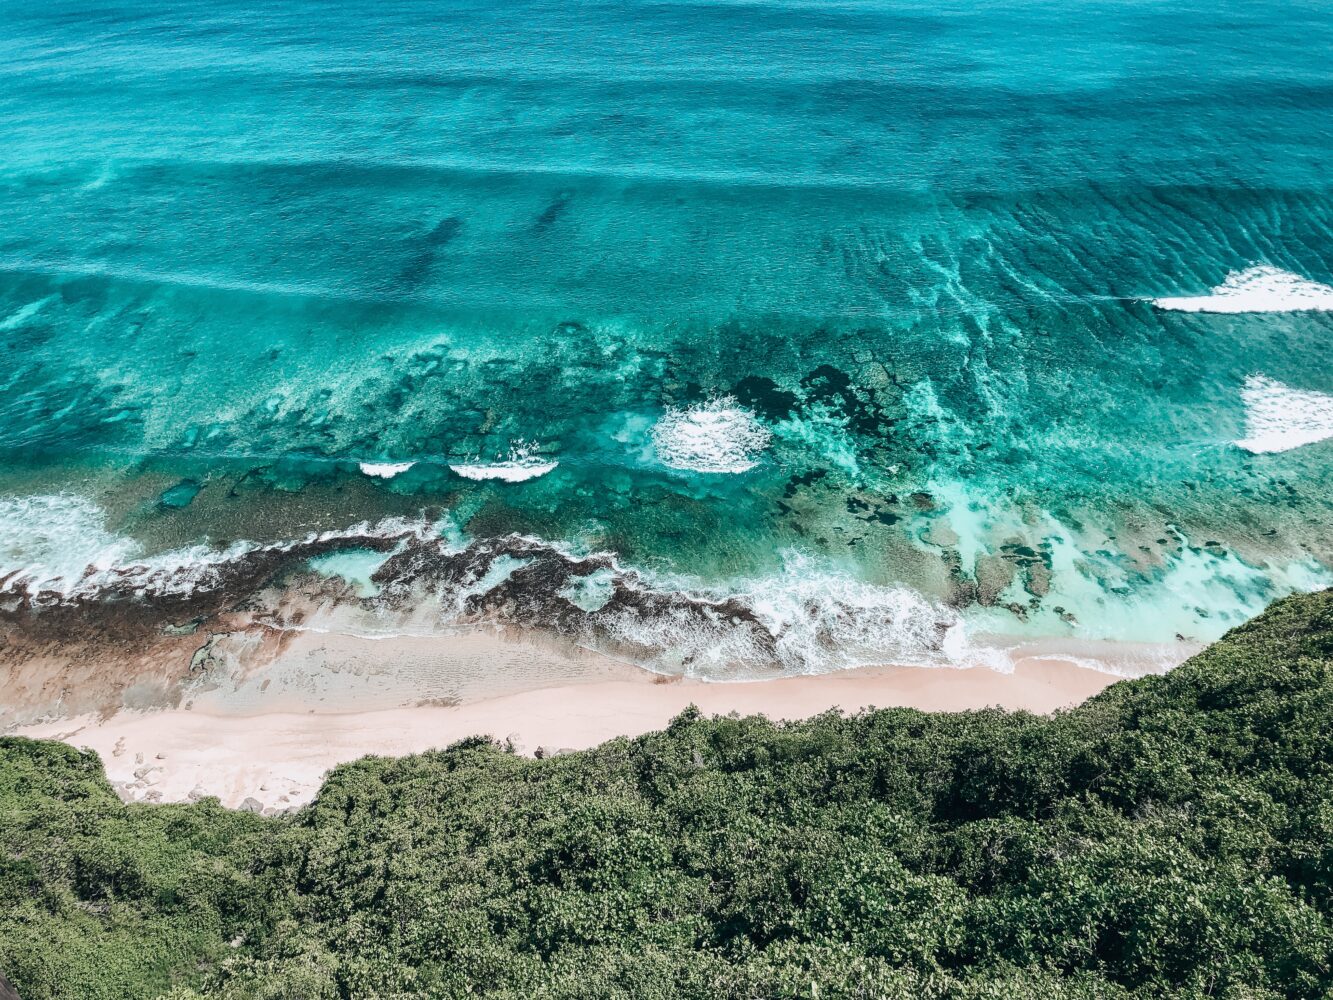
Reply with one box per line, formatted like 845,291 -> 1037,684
1236,375 -> 1333,454
651,397 -> 771,473
0,495 -> 140,595
0,492 -> 262,598
0,496 -> 973,675
0,494 -> 434,599
449,444 -> 558,482
450,460 -> 558,482
359,461 -> 415,479
597,551 -> 1000,676
1152,265 -> 1333,313
738,555 -> 991,672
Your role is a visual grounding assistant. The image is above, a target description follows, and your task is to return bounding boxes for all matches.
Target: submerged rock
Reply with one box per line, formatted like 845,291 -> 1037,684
157,479 -> 202,509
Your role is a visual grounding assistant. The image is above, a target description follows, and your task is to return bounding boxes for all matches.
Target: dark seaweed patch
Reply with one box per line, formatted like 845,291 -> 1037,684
732,375 -> 799,420
783,469 -> 828,499
799,363 -> 898,436
845,494 -> 900,526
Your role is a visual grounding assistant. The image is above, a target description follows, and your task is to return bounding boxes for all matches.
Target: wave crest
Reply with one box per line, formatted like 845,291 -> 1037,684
1153,266 -> 1333,314
1236,375 -> 1333,454
449,443 -> 558,482
0,493 -> 433,601
359,461 -> 415,479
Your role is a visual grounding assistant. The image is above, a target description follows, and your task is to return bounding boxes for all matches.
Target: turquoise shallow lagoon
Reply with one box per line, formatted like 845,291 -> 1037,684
1,0 -> 1332,675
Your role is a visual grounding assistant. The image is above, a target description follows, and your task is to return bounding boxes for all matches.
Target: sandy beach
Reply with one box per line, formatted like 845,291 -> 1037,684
10,627 -> 1167,812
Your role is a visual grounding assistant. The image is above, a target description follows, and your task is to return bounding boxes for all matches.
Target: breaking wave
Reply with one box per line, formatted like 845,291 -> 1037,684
359,461 -> 415,479
651,397 -> 771,473
0,493 -> 433,601
1153,265 -> 1333,313
1236,375 -> 1333,454
367,535 -> 993,676
0,496 -> 990,677
595,552 -> 995,675
449,443 -> 558,482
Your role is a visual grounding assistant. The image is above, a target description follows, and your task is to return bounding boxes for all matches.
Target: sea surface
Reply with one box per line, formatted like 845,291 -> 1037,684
2,0 -> 1333,678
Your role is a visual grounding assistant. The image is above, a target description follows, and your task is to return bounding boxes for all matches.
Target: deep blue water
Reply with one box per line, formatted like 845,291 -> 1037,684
1,0 -> 1332,673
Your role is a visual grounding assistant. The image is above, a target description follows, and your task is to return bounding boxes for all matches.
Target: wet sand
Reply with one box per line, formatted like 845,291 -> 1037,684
12,629 -> 1148,811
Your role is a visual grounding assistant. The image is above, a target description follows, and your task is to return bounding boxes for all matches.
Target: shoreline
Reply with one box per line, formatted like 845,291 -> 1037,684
15,648 -> 1131,812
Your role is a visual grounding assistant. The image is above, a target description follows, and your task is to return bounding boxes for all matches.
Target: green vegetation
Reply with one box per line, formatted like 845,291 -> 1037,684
3,591 -> 1333,999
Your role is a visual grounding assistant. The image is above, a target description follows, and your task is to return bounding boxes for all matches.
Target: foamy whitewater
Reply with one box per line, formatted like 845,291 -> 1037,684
0,496 -> 989,676
0,494 -> 433,600
1236,376 -> 1333,454
449,445 -> 559,482
359,462 -> 415,479
1153,266 -> 1333,313
601,551 -> 997,675
651,398 -> 772,473
0,495 -> 141,595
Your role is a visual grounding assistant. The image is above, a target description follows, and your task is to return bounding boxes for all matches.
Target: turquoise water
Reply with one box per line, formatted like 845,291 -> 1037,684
2,0 -> 1333,673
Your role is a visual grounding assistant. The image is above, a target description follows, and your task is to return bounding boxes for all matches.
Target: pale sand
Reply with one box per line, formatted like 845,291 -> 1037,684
15,645 -> 1131,812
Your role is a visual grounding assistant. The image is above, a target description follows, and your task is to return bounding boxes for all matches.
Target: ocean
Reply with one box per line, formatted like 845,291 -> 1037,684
2,0 -> 1332,681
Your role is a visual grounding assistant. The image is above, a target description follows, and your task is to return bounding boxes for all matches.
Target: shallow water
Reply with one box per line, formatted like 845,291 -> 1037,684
1,0 -> 1332,676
